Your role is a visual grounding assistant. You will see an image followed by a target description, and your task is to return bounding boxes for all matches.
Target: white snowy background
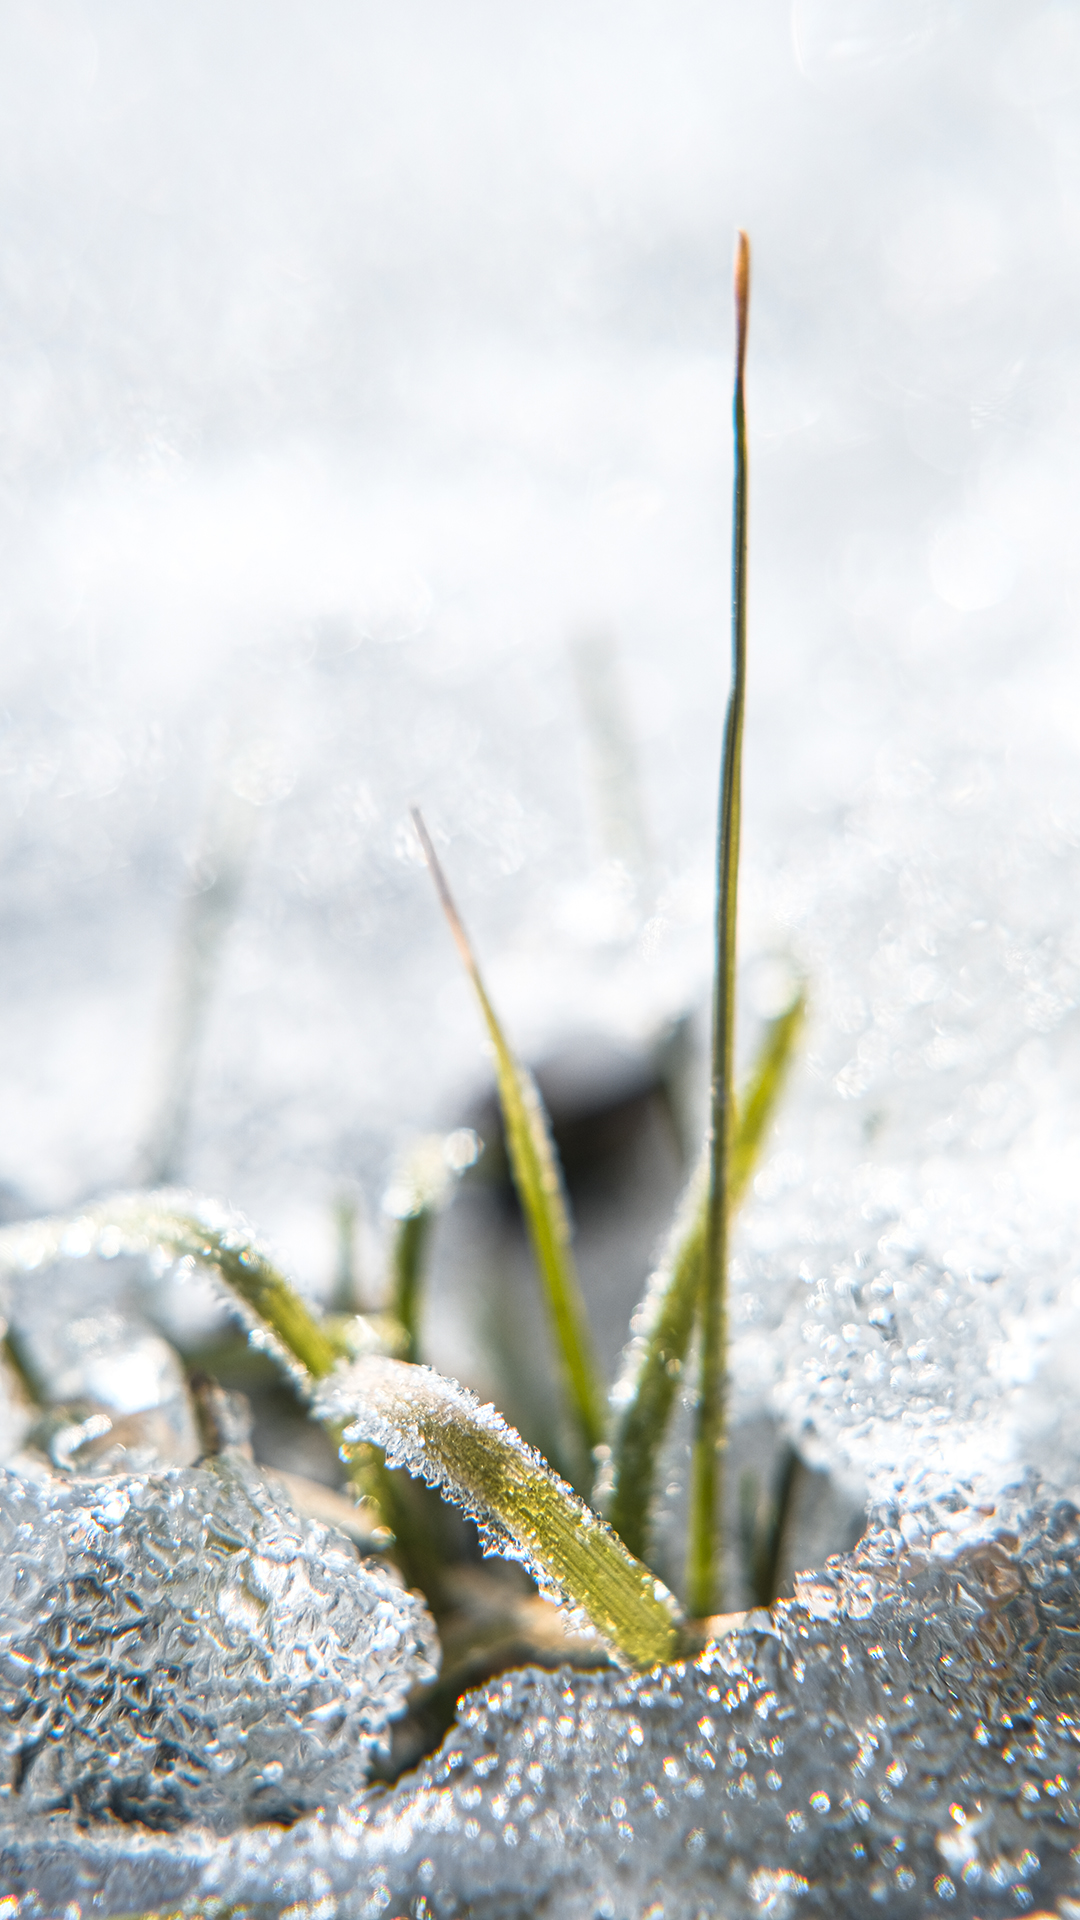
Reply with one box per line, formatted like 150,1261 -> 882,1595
2,0 -> 1079,1354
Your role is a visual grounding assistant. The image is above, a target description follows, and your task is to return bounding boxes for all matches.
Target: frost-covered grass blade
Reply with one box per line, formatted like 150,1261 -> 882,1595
316,1354 -> 684,1669
0,1196 -> 426,1570
0,1194 -> 341,1385
410,808 -> 606,1476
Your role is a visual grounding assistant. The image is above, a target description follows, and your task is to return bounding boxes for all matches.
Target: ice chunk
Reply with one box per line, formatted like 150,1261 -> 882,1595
6,1482 -> 1080,1915
188,1482 -> 1080,1917
0,1453 -> 437,1839
3,1248 -> 201,1469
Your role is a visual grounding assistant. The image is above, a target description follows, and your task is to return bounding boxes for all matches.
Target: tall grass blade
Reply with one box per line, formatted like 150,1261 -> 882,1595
316,1354 -> 684,1669
728,988 -> 804,1202
608,987 -> 804,1562
410,809 -> 606,1471
687,230 -> 751,1620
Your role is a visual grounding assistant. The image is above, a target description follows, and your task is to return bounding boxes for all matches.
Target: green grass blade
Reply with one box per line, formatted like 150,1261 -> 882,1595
739,1441 -> 801,1608
384,1130 -> 480,1364
608,987 -> 804,1563
607,1152 -> 706,1558
411,809 -> 606,1471
0,1194 -> 340,1383
687,231 -> 751,1621
316,1354 -> 684,1669
728,988 -> 804,1203
0,1195 -> 417,1559
390,1210 -> 433,1365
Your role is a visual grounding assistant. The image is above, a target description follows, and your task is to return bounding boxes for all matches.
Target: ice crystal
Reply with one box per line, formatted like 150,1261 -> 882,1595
6,1484 -> 1080,1916
6,1249 -> 201,1473
191,1486 -> 1080,1916
0,1453 -> 437,1840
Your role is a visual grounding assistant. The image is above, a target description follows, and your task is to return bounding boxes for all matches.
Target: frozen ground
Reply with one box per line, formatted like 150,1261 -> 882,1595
3,2 -> 1080,1914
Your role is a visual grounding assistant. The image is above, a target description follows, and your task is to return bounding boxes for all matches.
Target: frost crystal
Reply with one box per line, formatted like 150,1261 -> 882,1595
6,1250 -> 201,1473
197,1486 -> 1080,1916
10,1484 -> 1080,1916
0,1455 -> 437,1839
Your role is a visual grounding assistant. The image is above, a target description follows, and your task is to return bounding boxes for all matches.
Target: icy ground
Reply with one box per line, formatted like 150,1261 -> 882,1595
2,2 -> 1080,1914
7,1478 -> 1080,1917
0,1458 -> 437,1835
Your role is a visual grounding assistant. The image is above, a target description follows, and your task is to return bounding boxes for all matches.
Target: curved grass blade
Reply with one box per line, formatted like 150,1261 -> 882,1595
0,1193 -> 341,1385
687,230 -> 751,1620
410,809 -> 606,1472
315,1353 -> 684,1670
607,987 -> 804,1561
0,1195 -> 423,1568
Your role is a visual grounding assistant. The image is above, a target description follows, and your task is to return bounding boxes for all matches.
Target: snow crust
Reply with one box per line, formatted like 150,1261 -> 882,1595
0,1456 -> 437,1838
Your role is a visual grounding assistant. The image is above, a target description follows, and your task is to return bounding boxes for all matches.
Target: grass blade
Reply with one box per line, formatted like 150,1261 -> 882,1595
0,1195 -> 428,1568
607,987 -> 804,1563
607,1153 -> 706,1558
728,988 -> 804,1203
410,808 -> 606,1473
739,1441 -> 800,1608
687,231 -> 751,1620
139,772 -> 259,1189
384,1130 -> 480,1364
0,1193 -> 341,1384
316,1354 -> 684,1669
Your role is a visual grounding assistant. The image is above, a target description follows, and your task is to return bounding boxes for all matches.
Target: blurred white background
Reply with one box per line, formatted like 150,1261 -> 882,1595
1,0 -> 1079,1311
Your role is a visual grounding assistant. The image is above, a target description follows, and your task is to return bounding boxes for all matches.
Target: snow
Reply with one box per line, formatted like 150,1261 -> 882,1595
0,1452 -> 437,1837
3,2 -> 1080,1912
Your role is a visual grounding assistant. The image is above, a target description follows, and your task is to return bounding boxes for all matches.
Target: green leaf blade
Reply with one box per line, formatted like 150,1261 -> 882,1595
0,1193 -> 340,1385
607,1157 -> 706,1560
316,1354 -> 684,1670
411,810 -> 606,1472
608,985 -> 803,1572
688,232 -> 751,1620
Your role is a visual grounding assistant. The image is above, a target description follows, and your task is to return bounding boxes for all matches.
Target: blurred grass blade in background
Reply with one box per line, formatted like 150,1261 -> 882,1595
570,627 -> 655,904
384,1129 -> 481,1364
607,987 -> 804,1566
728,987 -> 803,1201
687,230 -> 751,1621
410,808 -> 606,1476
138,772 -> 260,1189
315,1354 -> 684,1669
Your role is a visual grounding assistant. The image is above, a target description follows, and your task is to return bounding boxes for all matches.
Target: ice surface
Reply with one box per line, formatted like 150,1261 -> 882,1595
5,1249 -> 201,1472
0,1453 -> 437,1841
11,1479 -> 1078,1918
